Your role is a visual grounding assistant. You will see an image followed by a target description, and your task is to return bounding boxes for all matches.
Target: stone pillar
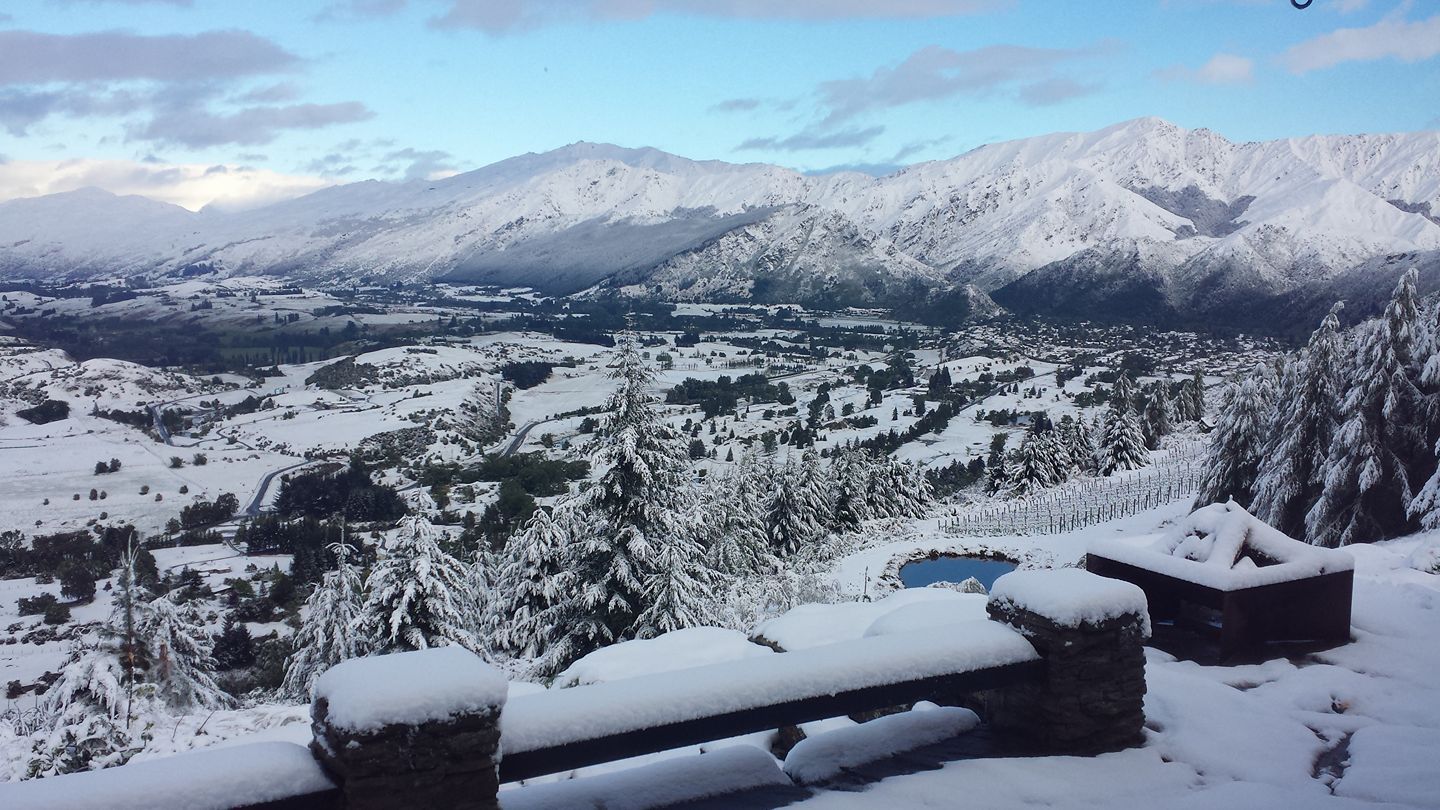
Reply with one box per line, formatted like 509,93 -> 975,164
984,569 -> 1149,755
310,647 -> 507,810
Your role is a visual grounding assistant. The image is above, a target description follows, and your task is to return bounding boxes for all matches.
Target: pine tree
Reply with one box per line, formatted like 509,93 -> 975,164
1099,388 -> 1148,476
829,449 -> 873,530
707,458 -> 777,576
282,541 -> 365,700
358,516 -> 482,653
144,594 -> 228,710
559,333 -> 702,664
1143,383 -> 1174,450
29,544 -> 152,777
1407,297 -> 1440,529
633,533 -> 714,638
1251,304 -> 1347,540
1112,372 -> 1137,413
1310,271 -> 1426,546
1007,429 -> 1059,496
767,461 -> 817,557
1057,415 -> 1090,475
490,506 -> 573,660
1194,366 -> 1275,508
27,646 -> 141,778
793,448 -> 835,529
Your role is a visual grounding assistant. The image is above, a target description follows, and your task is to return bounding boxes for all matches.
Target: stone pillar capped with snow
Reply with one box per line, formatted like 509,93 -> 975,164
984,569 -> 1149,754
310,646 -> 508,810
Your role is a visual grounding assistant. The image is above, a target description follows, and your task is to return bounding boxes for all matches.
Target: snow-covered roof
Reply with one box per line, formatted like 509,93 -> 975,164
1089,501 -> 1354,592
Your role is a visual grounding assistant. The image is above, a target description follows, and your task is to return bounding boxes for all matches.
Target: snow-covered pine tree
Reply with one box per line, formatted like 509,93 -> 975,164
143,594 -> 228,710
282,541 -> 365,700
1407,296 -> 1440,529
794,448 -> 835,529
456,378 -> 510,446
1174,370 -> 1206,423
1099,388 -> 1148,476
1007,428 -> 1060,496
767,460 -> 817,557
707,457 -> 777,576
829,449 -> 873,530
561,332 -> 701,662
1112,372 -> 1137,413
1056,415 -> 1088,475
1194,365 -> 1276,508
1043,424 -> 1074,479
872,455 -> 932,518
27,646 -> 141,778
1251,304 -> 1347,540
357,516 -> 482,654
633,531 -> 714,638
985,434 -> 1011,493
490,506 -> 573,660
29,544 -> 153,777
1309,271 -> 1426,546
1143,383 -> 1174,450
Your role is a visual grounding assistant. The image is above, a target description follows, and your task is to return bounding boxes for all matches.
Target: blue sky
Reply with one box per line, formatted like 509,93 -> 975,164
0,0 -> 1437,209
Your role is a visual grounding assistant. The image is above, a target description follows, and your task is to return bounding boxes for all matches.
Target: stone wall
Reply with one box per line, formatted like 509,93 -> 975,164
311,698 -> 502,810
985,600 -> 1148,754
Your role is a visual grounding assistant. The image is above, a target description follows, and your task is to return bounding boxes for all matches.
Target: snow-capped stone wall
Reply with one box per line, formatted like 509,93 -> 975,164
984,570 -> 1149,754
310,647 -> 508,810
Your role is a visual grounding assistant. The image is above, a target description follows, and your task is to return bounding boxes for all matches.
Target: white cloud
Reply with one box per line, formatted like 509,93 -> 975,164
0,158 -> 333,212
1157,53 -> 1254,85
1282,9 -> 1440,74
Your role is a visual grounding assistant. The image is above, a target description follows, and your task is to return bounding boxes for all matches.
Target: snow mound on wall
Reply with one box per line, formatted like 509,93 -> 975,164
861,594 -> 990,638
2,741 -> 334,810
500,623 -> 1036,755
1090,501 -> 1353,591
554,627 -> 775,687
989,569 -> 1150,632
753,588 -> 976,651
783,704 -> 980,785
314,646 -> 507,732
500,745 -> 789,810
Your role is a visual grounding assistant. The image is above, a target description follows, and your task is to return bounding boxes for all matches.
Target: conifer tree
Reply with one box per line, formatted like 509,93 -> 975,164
1112,372 -> 1137,413
282,541 -> 365,700
357,516 -> 482,653
1008,429 -> 1059,496
829,449 -> 873,530
1251,304 -> 1347,540
490,506 -> 573,660
767,461 -> 815,557
29,544 -> 152,777
1143,383 -> 1174,450
1310,271 -> 1426,546
707,458 -> 776,575
1099,386 -> 1149,475
1407,297 -> 1440,528
1194,366 -> 1275,508
561,333 -> 701,663
633,533 -> 714,638
144,594 -> 228,710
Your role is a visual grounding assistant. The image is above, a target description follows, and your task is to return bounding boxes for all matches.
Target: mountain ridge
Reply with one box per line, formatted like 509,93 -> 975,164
2,117 -> 1438,327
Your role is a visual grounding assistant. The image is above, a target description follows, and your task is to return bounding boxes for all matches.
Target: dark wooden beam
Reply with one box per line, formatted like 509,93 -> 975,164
499,659 -> 1044,783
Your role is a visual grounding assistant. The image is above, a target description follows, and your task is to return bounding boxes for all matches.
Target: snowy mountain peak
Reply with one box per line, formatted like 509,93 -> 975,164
1,118 -> 1438,327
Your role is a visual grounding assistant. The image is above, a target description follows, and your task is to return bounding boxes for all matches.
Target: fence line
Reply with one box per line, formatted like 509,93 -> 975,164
940,440 -> 1206,537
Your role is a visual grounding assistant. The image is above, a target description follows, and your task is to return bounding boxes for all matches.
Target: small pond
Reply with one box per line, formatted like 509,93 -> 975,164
899,555 -> 1018,590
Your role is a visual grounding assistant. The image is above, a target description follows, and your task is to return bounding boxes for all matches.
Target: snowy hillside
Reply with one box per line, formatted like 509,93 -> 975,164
2,119 -> 1438,323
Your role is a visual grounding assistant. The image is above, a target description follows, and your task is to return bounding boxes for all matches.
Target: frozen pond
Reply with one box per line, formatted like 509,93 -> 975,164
899,555 -> 1017,590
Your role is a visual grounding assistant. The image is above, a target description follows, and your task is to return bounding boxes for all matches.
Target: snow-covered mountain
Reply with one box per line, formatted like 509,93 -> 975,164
2,118 -> 1438,326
